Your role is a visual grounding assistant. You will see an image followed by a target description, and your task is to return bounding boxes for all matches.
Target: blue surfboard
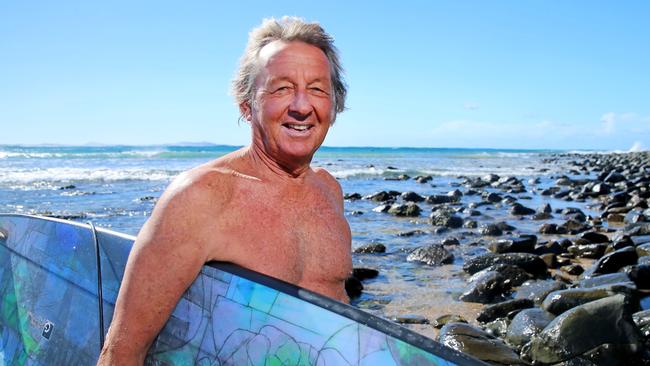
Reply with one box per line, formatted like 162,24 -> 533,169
0,214 -> 485,365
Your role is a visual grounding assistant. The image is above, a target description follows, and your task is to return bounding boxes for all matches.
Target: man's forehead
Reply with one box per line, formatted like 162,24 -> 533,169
257,40 -> 329,69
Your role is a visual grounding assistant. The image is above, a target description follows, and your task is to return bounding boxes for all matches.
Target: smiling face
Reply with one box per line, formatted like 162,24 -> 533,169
242,41 -> 333,171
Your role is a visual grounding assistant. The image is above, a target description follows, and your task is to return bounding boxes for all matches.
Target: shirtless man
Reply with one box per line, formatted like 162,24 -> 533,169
97,17 -> 351,365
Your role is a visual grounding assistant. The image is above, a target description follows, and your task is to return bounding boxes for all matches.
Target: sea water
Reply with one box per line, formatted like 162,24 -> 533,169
0,144 -> 597,337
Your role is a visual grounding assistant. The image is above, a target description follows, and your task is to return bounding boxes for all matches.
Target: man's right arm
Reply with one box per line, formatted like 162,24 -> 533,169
97,170 -> 225,365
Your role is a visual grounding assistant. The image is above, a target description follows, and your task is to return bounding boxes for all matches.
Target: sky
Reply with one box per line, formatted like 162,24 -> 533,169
1,1 -> 649,150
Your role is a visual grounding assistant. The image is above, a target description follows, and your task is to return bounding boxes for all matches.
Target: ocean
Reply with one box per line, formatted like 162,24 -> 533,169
0,144 -> 598,337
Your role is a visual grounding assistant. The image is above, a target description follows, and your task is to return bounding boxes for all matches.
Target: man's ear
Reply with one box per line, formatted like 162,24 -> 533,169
239,102 -> 252,122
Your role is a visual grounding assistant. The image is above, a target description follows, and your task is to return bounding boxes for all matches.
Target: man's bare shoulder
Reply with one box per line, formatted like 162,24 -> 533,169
312,167 -> 343,196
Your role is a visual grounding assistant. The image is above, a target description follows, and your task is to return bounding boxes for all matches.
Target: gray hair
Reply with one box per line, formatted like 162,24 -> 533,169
232,16 -> 347,123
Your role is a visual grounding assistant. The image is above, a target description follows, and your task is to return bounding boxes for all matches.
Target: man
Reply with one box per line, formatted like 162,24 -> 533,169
97,17 -> 351,365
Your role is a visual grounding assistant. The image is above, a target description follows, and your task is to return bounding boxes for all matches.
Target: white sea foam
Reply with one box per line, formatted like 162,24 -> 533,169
330,167 -> 385,179
0,167 -> 178,184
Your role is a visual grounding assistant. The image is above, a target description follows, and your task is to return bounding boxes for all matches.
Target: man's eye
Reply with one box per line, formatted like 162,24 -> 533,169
274,86 -> 291,93
310,87 -> 328,95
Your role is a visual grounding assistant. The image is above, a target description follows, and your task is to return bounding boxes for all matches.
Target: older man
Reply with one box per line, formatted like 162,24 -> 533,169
97,17 -> 351,365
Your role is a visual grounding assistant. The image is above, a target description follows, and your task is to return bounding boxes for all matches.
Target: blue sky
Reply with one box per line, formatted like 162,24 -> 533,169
1,1 -> 649,150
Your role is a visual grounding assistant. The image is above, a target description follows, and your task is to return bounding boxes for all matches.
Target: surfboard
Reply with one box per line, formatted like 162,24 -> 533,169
0,214 -> 485,365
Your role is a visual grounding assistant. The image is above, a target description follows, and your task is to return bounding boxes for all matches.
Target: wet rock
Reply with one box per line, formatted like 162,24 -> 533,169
541,287 -> 620,315
604,171 -> 627,184
483,192 -> 503,203
463,219 -> 478,229
463,252 -> 548,277
479,223 -> 503,236
581,246 -> 638,279
506,308 -> 555,349
439,323 -> 525,365
539,223 -> 568,235
515,280 -> 567,305
432,314 -> 467,329
579,231 -> 610,244
441,237 -> 460,246
560,264 -> 584,276
407,244 -> 454,266
637,243 -> 650,257
429,209 -> 463,228
484,318 -> 510,338
459,271 -> 510,303
344,192 -> 361,200
392,314 -> 429,324
577,272 -> 633,288
365,191 -> 392,202
568,243 -> 608,259
397,229 -> 427,237
447,189 -> 463,200
476,298 -> 535,323
625,264 -> 650,290
529,295 -> 642,364
352,268 -> 379,281
488,235 -> 537,254
345,276 -> 363,298
560,219 -> 589,234
372,204 -> 391,213
387,202 -> 421,217
415,175 -> 432,183
510,203 -> 536,216
354,242 -> 386,254
400,191 -> 425,202
632,309 -> 650,338
425,194 -> 456,204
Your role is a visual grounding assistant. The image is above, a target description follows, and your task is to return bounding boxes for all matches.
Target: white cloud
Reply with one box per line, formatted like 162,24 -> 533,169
600,112 -> 649,136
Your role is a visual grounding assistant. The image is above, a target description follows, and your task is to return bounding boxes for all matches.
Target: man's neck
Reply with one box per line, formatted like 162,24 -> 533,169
244,144 -> 313,182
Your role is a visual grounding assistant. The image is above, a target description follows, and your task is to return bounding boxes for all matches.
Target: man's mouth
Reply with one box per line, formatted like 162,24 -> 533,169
283,123 -> 312,132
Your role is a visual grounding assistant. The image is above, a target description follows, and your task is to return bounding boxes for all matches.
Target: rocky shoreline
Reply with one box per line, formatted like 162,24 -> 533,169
347,151 -> 650,365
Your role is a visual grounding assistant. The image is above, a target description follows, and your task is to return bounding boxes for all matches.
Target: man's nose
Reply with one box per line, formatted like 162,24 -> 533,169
288,89 -> 312,120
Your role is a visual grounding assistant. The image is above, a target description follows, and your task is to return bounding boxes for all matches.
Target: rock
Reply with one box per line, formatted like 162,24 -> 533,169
353,242 -> 386,254
579,231 -> 610,244
515,280 -> 567,305
352,268 -> 379,281
625,264 -> 650,290
540,223 -> 568,235
510,203 -> 536,216
441,237 -> 460,246
432,314 -> 467,329
506,308 -> 555,349
372,204 -> 391,213
541,287 -> 620,315
632,309 -> 650,338
463,219 -> 478,229
400,191 -> 425,202
415,175 -> 432,183
568,243 -> 608,259
529,295 -> 642,364
581,246 -> 638,279
392,314 -> 428,324
483,192 -> 503,203
344,192 -> 362,200
425,194 -> 455,204
484,318 -> 510,338
560,219 -> 589,234
488,235 -> 537,254
463,252 -> 548,277
429,210 -> 463,228
406,244 -> 453,266
479,224 -> 503,236
397,229 -> 427,237
387,203 -> 421,217
476,298 -> 535,323
345,276 -> 363,298
365,191 -> 392,202
473,264 -> 533,288
560,264 -> 584,276
577,272 -> 633,288
459,271 -> 510,303
439,323 -> 525,365
447,189 -> 463,200
604,171 -> 627,183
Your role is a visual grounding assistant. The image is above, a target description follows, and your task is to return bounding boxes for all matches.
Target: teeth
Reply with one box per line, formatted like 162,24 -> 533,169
287,124 -> 309,131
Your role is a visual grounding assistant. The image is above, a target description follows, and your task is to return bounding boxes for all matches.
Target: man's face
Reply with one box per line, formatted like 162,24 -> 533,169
245,41 -> 333,166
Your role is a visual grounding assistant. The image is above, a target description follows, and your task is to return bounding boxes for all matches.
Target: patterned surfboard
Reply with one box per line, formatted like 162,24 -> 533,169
0,214 -> 485,365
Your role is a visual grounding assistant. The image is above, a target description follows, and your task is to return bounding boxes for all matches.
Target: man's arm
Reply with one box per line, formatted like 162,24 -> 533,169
97,171 -> 222,365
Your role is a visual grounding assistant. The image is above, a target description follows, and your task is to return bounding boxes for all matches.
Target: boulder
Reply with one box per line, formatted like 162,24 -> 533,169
406,244 -> 454,266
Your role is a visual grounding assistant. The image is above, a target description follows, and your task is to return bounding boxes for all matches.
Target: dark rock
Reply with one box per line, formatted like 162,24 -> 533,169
568,243 -> 608,259
632,309 -> 650,338
439,323 -> 525,365
604,171 -> 627,184
540,254 -> 557,268
441,237 -> 460,246
425,194 -> 455,204
459,271 -> 510,303
511,203 -> 536,216
506,308 -> 555,349
447,189 -> 463,200
429,210 -> 463,228
637,243 -> 650,257
539,223 -> 568,235
581,246 -> 639,279
529,295 -> 642,364
473,264 -> 533,288
540,203 -> 553,213
533,212 -> 553,220
352,268 -> 379,281
479,224 -> 503,236
541,287 -> 620,315
483,318 -> 510,338
400,191 -> 425,202
415,175 -> 432,183
58,184 -> 76,190
365,191 -> 392,202
345,276 -> 363,298
348,210 -> 363,216
406,244 -> 454,266
397,229 -> 427,237
344,192 -> 362,200
388,203 -> 421,217
483,192 -> 503,203
515,280 -> 567,305
626,264 -> 650,290
579,231 -> 610,244
477,298 -> 535,323
432,315 -> 467,329
592,182 -> 611,195
463,219 -> 478,229
577,272 -> 633,288
463,252 -> 548,277
354,242 -> 386,254
372,204 -> 391,213
560,264 -> 584,276
488,235 -> 537,254
560,219 -> 589,234
392,314 -> 429,324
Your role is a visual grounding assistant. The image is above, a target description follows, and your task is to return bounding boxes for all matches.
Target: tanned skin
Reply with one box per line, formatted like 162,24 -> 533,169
97,41 -> 352,365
